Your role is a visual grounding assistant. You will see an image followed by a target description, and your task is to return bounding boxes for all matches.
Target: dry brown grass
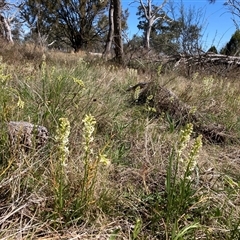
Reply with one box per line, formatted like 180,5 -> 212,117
0,44 -> 239,239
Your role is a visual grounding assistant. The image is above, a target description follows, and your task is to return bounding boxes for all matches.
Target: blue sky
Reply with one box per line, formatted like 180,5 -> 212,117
122,0 -> 236,51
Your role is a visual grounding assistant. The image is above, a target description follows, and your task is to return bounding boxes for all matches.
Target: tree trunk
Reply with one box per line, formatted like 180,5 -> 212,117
103,0 -> 114,58
113,0 -> 123,63
73,32 -> 85,52
144,20 -> 152,49
0,14 -> 13,43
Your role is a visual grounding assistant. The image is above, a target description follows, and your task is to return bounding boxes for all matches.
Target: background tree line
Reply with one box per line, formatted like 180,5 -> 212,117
1,0 -> 240,60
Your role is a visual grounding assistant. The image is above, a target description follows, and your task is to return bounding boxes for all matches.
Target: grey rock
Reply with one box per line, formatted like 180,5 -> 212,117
8,121 -> 49,150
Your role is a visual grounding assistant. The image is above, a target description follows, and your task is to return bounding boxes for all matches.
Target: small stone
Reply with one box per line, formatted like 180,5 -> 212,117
7,121 -> 49,151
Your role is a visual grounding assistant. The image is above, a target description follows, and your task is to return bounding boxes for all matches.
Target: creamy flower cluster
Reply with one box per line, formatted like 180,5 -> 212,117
55,117 -> 71,166
177,123 -> 202,180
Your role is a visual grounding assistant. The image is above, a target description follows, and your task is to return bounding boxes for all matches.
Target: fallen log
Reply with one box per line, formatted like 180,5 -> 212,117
88,52 -> 103,58
173,53 -> 240,67
160,53 -> 240,77
127,82 -> 237,144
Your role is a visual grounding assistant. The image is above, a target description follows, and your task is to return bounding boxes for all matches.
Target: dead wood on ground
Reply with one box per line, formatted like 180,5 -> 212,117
127,82 -> 237,144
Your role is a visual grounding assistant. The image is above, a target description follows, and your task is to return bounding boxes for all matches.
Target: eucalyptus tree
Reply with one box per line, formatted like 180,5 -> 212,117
20,0 -> 109,52
137,7 -> 178,54
103,0 -> 114,56
103,0 -> 124,63
0,0 -> 20,43
135,0 -> 168,49
113,0 -> 123,62
136,1 -> 203,55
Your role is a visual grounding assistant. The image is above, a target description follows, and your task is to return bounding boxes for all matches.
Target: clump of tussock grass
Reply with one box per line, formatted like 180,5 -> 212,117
0,43 -> 44,66
176,73 -> 240,133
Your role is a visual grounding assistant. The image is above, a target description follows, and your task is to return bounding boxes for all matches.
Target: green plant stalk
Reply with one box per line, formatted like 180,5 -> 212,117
166,124 -> 202,234
177,161 -> 194,213
56,161 -> 65,212
166,149 -> 179,223
41,59 -> 47,103
131,218 -> 142,240
172,222 -> 199,240
54,117 -> 70,214
79,114 -> 98,212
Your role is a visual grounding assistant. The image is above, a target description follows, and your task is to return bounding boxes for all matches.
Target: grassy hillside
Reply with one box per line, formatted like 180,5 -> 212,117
0,45 -> 240,239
